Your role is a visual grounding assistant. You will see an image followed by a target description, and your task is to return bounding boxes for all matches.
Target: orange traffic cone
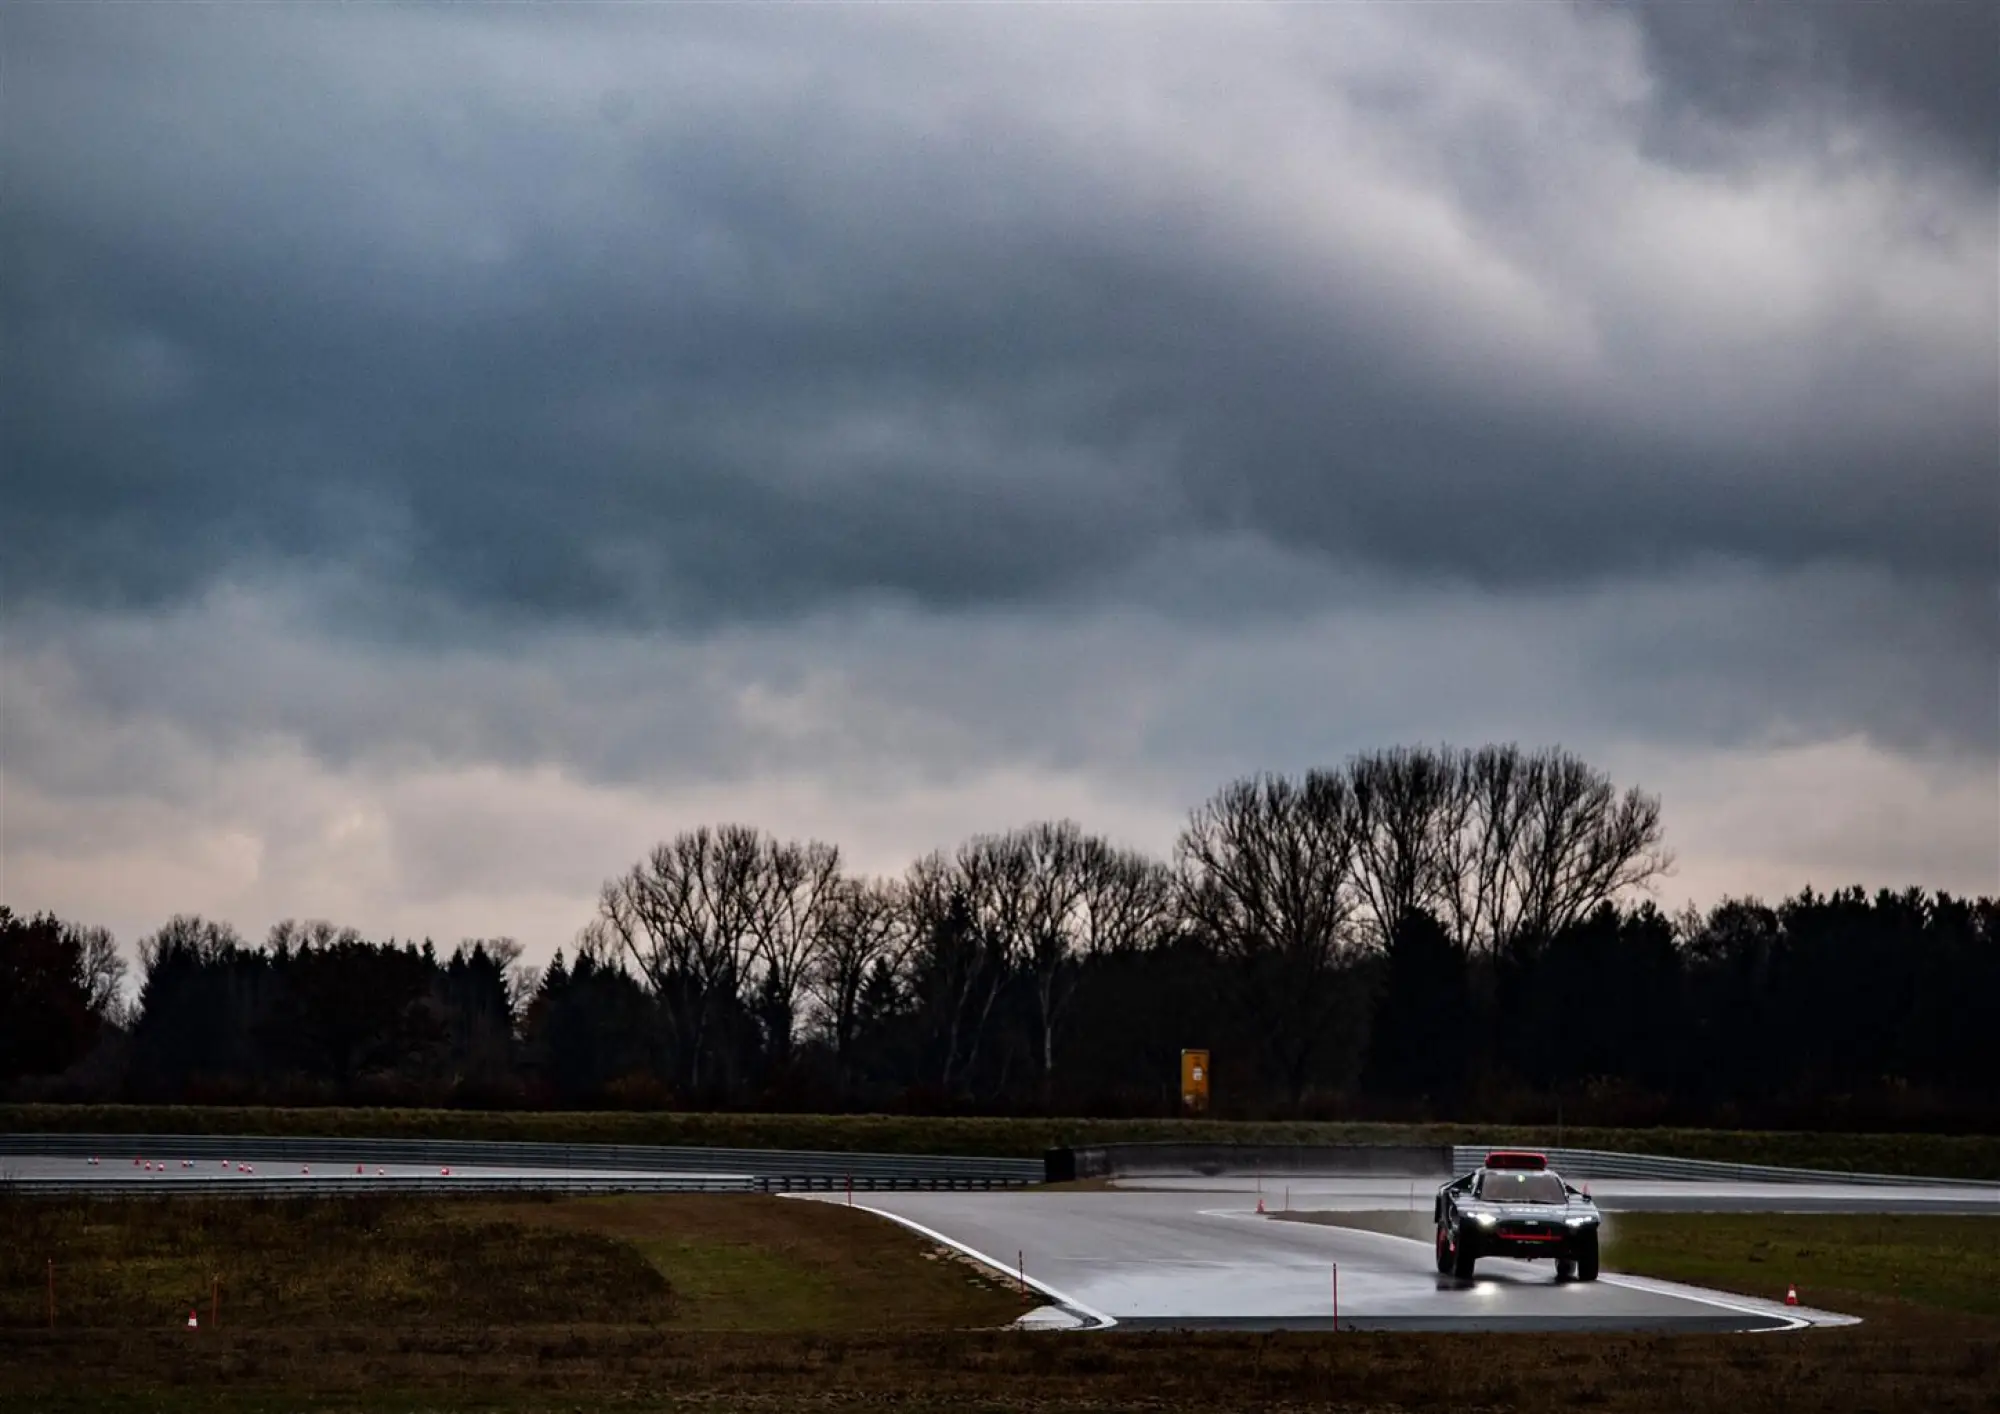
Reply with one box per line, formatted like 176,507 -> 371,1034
1256,1196 -> 1266,1214
1785,1284 -> 1799,1307
187,1307 -> 199,1330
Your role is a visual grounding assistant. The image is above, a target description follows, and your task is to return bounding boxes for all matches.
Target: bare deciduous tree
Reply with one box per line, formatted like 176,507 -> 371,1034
599,825 -> 766,1092
747,838 -> 843,1067
266,918 -> 365,953
807,877 -> 905,1092
61,922 -> 129,1026
1512,750 -> 1670,942
1343,747 -> 1462,949
995,821 -> 1177,1106
138,915 -> 245,974
1433,746 -> 1670,952
902,844 -> 1015,1096
1176,772 -> 1360,1106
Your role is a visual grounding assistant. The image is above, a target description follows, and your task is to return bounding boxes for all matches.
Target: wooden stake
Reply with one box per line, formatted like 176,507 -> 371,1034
1332,1263 -> 1339,1332
1017,1250 -> 1025,1297
47,1259 -> 54,1330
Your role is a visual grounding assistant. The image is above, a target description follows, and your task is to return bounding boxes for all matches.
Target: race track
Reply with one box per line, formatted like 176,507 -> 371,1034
813,1172 -> 1998,1332
12,1143 -> 1994,1333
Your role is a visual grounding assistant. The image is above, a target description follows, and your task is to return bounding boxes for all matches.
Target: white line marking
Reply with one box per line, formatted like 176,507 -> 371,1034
825,1199 -> 1119,1331
1596,1274 -> 1821,1332
1233,1210 -> 1837,1332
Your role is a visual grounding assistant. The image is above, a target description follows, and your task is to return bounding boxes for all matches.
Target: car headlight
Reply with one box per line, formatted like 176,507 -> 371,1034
1472,1212 -> 1497,1227
1566,1215 -> 1599,1226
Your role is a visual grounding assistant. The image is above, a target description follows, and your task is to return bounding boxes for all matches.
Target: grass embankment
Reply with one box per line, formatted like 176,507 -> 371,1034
2,1199 -> 1996,1412
1604,1212 -> 2000,1320
7,1103 -> 1996,1179
6,1323 -> 1998,1413
1279,1209 -> 2000,1322
0,1194 -> 1026,1334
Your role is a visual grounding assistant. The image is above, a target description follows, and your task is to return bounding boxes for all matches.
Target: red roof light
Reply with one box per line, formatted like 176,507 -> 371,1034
1484,1150 -> 1548,1171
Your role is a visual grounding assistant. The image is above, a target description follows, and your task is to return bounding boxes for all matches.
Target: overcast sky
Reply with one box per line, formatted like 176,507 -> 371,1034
3,1 -> 1995,964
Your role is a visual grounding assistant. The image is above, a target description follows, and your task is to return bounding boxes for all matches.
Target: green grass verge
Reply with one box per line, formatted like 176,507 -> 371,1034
0,1193 -> 1028,1335
4,1103 -> 1996,1178
0,1194 -> 671,1328
3,1205 -> 1998,1414
1285,1209 -> 2000,1320
1603,1212 -> 2000,1319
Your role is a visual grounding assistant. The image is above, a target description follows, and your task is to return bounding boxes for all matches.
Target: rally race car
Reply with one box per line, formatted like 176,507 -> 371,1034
1434,1150 -> 1600,1281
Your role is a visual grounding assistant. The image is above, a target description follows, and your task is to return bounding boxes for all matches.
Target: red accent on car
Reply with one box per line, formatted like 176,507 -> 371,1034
1483,1150 -> 1548,1170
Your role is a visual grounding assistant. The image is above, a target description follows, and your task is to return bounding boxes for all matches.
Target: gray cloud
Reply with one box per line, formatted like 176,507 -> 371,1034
1629,0 -> 1999,176
3,566 -> 1993,956
1,3 -> 1994,948
3,3 -> 1992,633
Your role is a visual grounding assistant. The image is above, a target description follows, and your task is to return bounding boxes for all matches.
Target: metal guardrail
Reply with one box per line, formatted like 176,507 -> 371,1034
1048,1143 -> 1453,1182
9,1134 -> 1982,1196
0,1174 -> 760,1197
1447,1145 -> 1998,1188
0,1133 -> 1043,1189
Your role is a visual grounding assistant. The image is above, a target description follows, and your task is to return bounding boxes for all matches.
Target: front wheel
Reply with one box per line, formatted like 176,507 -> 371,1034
1452,1228 -> 1478,1280
1576,1232 -> 1599,1282
1435,1225 -> 1454,1274
1555,1257 -> 1577,1281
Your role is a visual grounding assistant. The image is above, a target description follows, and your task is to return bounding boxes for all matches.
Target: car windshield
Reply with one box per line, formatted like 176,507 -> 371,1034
1477,1171 -> 1567,1204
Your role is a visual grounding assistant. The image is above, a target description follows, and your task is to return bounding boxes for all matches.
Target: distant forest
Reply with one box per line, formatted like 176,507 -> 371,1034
5,746 -> 1995,1130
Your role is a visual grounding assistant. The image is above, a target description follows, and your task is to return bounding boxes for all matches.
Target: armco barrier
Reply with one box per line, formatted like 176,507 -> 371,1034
1046,1143 -> 1455,1183
0,1133 -> 1042,1190
0,1173 -> 760,1197
1039,1142 -> 1996,1187
1446,1146 -> 1999,1188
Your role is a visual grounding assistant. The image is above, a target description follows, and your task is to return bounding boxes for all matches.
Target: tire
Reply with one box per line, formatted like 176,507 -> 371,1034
1436,1225 -> 1454,1275
1576,1233 -> 1599,1282
1452,1227 -> 1478,1280
1555,1257 -> 1577,1282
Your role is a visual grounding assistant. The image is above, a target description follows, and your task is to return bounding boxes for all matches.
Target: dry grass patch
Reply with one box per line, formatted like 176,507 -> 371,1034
4,1323 -> 1999,1413
481,1194 -> 1031,1331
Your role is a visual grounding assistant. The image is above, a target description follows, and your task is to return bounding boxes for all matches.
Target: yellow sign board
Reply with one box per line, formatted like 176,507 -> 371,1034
1180,1049 -> 1210,1115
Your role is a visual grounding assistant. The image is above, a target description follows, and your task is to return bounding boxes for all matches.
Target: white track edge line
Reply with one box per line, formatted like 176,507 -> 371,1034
1595,1274 -> 1818,1333
1224,1208 -> 1822,1333
836,1200 -> 1119,1331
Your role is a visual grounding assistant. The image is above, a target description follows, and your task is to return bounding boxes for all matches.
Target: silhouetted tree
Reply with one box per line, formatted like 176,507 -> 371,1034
1363,908 -> 1469,1105
0,909 -> 102,1084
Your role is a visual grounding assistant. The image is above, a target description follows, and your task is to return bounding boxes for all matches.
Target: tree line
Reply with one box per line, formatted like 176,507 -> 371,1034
4,745 -> 1995,1129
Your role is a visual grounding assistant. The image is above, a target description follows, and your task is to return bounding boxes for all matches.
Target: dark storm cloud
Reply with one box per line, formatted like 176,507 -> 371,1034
2,1 -> 1993,636
1628,0 -> 1999,174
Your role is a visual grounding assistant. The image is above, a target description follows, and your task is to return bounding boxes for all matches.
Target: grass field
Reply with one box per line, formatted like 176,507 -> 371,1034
2,1197 -> 1996,1412
1280,1208 -> 2000,1321
1603,1212 -> 2000,1320
6,1103 -> 1996,1179
0,1193 -> 1028,1333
